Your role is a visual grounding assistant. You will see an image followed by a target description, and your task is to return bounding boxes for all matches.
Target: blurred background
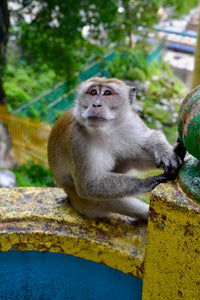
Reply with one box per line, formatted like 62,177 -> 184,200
0,0 -> 199,188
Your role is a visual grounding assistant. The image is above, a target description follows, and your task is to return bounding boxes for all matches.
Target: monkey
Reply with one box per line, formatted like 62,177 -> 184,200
48,77 -> 185,220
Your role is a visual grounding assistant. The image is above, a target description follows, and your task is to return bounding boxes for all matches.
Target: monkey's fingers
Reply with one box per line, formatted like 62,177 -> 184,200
146,173 -> 169,191
156,157 -> 162,168
156,158 -> 176,172
155,155 -> 180,170
163,138 -> 185,177
173,137 -> 186,162
163,154 -> 182,174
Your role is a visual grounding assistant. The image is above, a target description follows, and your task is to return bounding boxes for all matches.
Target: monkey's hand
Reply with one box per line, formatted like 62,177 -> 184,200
163,137 -> 186,180
173,137 -> 186,162
143,173 -> 169,192
155,142 -> 184,180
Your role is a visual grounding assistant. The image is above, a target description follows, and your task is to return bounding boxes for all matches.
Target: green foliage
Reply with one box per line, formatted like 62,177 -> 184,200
147,60 -> 184,101
108,48 -> 184,144
3,83 -> 29,107
126,67 -> 146,82
15,1 -> 117,76
108,50 -> 148,81
163,125 -> 178,145
105,0 -> 162,47
163,0 -> 199,17
28,106 -> 40,120
7,0 -> 199,57
3,52 -> 59,108
4,0 -> 198,108
13,162 -> 55,187
149,60 -> 173,78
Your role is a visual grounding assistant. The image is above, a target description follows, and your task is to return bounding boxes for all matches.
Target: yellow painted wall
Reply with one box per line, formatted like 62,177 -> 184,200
1,181 -> 200,299
143,181 -> 200,299
0,187 -> 146,279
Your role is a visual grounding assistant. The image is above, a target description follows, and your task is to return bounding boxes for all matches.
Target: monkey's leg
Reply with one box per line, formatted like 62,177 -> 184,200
67,190 -> 149,220
104,197 -> 149,220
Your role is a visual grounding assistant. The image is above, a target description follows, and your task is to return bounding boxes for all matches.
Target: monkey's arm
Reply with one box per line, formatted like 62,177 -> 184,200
73,164 -> 168,201
126,111 -> 183,176
142,130 -> 184,178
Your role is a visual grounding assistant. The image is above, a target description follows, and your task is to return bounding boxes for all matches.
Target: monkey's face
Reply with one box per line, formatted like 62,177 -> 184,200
74,80 -> 130,131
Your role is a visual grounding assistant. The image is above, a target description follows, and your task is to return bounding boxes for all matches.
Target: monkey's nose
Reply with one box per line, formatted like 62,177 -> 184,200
92,104 -> 102,108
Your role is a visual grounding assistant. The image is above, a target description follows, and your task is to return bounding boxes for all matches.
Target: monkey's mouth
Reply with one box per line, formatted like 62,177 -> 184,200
88,115 -> 107,122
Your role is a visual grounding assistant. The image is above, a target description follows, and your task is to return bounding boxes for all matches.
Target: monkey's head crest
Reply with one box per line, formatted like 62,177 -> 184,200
86,77 -> 127,87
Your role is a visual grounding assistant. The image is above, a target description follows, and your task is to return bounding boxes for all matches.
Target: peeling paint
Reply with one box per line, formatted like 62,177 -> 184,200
0,187 -> 146,279
178,85 -> 200,160
143,180 -> 200,299
178,156 -> 200,203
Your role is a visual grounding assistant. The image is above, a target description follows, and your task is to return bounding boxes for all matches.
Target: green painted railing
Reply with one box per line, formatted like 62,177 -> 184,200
13,41 -> 163,124
13,51 -> 115,123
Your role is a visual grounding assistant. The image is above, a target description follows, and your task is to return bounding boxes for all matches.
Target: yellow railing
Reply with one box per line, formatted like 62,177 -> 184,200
0,105 -> 51,167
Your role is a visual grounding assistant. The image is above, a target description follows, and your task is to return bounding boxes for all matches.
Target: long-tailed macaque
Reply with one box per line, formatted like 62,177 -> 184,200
48,77 -> 185,220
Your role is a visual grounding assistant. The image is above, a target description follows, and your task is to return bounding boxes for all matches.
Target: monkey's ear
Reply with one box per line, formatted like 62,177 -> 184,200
129,86 -> 137,105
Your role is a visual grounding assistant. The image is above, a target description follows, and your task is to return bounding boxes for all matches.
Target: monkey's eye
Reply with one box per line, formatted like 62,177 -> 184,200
104,90 -> 112,96
90,89 -> 98,96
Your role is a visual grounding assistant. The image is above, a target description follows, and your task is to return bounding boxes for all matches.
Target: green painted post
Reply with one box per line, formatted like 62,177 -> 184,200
178,85 -> 200,201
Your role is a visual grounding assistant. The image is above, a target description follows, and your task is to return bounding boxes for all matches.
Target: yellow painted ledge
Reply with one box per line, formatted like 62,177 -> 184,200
143,181 -> 200,299
0,187 -> 146,279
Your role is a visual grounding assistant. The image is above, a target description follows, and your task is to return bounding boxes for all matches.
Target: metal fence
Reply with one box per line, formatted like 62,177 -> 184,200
0,105 -> 51,167
12,45 -> 164,124
13,51 -> 115,124
1,43 -> 165,167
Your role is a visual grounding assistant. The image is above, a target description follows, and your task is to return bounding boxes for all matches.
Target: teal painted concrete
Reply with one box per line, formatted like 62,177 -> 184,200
0,251 -> 142,300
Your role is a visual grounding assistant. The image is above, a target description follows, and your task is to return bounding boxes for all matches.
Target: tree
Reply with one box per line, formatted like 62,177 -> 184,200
114,0 -> 160,48
0,0 -> 9,104
94,0 -> 199,48
165,0 -> 199,17
1,0 -> 199,105
15,0 -> 118,78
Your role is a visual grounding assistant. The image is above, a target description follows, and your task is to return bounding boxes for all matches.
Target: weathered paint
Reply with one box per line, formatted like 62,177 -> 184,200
177,85 -> 200,202
0,251 -> 142,299
0,187 -> 146,279
142,180 -> 200,299
178,84 -> 200,160
178,155 -> 200,202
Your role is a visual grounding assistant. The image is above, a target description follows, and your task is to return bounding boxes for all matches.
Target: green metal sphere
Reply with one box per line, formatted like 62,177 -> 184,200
178,85 -> 200,202
178,85 -> 200,160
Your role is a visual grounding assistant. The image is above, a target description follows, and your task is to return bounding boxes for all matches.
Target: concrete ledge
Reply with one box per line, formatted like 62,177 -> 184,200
143,180 -> 200,299
0,187 -> 146,279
